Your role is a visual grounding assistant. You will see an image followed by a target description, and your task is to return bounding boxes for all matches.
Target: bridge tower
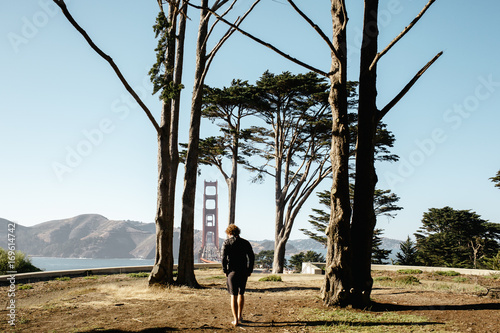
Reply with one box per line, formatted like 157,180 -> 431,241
200,180 -> 220,262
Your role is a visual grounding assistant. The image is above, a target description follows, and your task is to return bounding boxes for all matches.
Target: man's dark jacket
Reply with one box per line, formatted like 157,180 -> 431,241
221,236 -> 255,275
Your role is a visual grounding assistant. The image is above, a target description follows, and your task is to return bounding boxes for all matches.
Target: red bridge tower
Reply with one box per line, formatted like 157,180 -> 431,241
200,180 -> 220,262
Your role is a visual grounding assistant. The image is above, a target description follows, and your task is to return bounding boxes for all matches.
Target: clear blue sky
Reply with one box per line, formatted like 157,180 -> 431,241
1,1 -> 499,242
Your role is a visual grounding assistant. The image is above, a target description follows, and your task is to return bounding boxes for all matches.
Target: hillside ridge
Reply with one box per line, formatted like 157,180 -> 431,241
0,214 -> 401,259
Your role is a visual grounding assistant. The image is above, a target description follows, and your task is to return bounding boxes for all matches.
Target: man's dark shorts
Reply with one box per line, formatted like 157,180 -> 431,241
226,271 -> 248,296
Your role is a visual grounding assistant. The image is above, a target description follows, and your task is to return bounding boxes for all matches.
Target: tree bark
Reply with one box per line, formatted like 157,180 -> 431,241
149,126 -> 175,285
227,135 -> 239,226
322,0 -> 352,307
177,0 -> 209,288
350,0 -> 379,308
149,3 -> 181,286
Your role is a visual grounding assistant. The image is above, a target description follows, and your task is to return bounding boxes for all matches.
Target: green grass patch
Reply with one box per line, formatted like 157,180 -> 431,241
302,308 -> 441,332
452,276 -> 468,283
55,276 -> 71,281
83,275 -> 99,280
373,276 -> 392,282
258,275 -> 282,282
395,275 -> 420,285
434,270 -> 460,277
397,269 -> 423,275
18,284 -> 33,290
128,272 -> 150,278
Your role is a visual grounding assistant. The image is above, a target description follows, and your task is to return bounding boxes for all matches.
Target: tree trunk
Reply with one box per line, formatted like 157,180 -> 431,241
322,0 -> 352,307
149,127 -> 175,285
177,0 -> 209,288
227,176 -> 237,226
273,146 -> 285,274
273,237 -> 287,273
149,3 -> 179,285
168,1 -> 188,228
227,139 -> 239,225
350,0 -> 379,308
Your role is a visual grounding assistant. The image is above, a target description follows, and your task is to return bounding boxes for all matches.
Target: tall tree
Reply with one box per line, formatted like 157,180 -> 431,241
491,170 -> 500,188
321,0 -> 352,307
246,71 -> 334,274
178,0 -> 259,287
52,0 -> 185,285
371,229 -> 391,264
395,236 -> 418,265
149,0 -> 188,286
188,80 -> 262,226
415,206 -> 500,268
350,0 -> 442,307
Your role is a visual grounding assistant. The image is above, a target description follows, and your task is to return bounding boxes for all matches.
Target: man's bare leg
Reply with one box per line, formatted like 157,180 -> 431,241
237,295 -> 245,321
231,295 -> 239,326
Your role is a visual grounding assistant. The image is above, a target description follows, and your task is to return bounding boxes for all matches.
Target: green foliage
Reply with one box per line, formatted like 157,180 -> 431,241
481,251 -> 500,270
452,276 -> 468,283
373,276 -> 392,281
128,272 -> 150,278
303,308 -> 435,332
395,275 -> 420,285
288,251 -> 325,271
0,248 -> 42,275
18,284 -> 34,290
55,277 -> 71,281
302,188 -> 400,263
255,250 -> 274,269
397,269 -> 422,275
373,276 -> 392,282
149,11 -> 184,101
434,270 -> 460,277
395,236 -> 419,265
415,207 -> 500,268
490,170 -> 500,189
258,275 -> 282,282
372,229 -> 392,264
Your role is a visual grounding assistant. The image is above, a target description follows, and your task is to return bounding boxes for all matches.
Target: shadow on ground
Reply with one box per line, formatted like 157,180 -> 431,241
372,301 -> 500,312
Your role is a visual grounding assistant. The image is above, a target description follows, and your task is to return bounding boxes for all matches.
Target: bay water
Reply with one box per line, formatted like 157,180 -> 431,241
30,257 -> 158,272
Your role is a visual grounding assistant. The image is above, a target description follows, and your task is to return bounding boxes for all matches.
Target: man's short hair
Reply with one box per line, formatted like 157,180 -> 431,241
226,224 -> 241,236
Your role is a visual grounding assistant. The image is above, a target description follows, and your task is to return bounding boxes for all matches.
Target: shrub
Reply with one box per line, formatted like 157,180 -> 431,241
373,276 -> 392,282
0,248 -> 42,275
259,275 -> 282,282
55,276 -> 71,281
18,284 -> 33,290
128,272 -> 150,278
397,269 -> 423,275
452,276 -> 468,283
434,270 -> 460,277
395,275 -> 420,285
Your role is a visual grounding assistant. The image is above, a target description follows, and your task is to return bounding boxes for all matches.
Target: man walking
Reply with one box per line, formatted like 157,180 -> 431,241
221,224 -> 255,326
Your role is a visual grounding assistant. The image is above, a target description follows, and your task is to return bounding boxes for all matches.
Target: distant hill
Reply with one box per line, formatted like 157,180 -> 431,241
0,215 -> 402,260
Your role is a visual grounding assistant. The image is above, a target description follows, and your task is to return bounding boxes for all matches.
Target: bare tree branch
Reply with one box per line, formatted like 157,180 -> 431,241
53,0 -> 161,133
205,0 -> 259,77
286,0 -> 337,57
188,1 -> 330,77
370,0 -> 436,71
377,51 -> 443,121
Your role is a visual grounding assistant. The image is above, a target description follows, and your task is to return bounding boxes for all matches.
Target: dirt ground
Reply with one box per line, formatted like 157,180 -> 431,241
1,269 -> 500,332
